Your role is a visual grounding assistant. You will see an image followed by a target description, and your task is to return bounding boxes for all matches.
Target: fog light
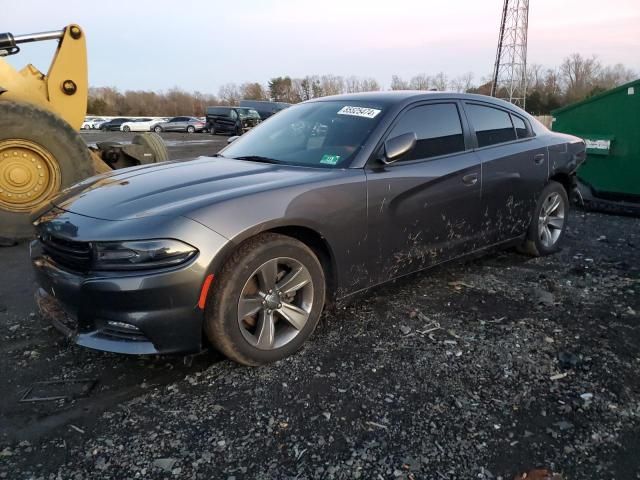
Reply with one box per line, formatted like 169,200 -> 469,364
107,321 -> 140,331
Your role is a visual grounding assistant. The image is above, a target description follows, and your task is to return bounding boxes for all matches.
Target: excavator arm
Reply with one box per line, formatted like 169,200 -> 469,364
0,24 -> 87,130
0,23 -> 167,240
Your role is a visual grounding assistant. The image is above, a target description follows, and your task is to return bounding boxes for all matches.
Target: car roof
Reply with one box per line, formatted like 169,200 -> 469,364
310,90 -> 527,114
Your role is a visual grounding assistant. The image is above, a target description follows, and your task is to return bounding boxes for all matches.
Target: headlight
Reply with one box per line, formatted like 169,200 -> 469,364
94,239 -> 197,270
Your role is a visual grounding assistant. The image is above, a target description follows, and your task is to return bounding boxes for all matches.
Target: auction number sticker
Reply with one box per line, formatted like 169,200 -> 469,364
337,106 -> 381,119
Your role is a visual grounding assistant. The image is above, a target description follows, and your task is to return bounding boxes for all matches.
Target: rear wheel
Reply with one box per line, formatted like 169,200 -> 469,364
122,125 -> 131,132
153,125 -> 162,133
204,233 -> 326,365
0,101 -> 93,240
210,125 -> 216,135
186,125 -> 196,134
520,181 -> 569,256
132,133 -> 169,163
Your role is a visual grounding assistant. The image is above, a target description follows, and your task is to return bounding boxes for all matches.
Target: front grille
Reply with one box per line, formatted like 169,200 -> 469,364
41,234 -> 92,271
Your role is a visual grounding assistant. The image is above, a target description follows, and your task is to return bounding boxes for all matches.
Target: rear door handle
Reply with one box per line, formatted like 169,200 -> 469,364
534,154 -> 546,165
462,173 -> 479,186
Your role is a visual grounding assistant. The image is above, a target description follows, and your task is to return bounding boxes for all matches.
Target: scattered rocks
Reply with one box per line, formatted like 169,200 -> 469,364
153,458 -> 177,472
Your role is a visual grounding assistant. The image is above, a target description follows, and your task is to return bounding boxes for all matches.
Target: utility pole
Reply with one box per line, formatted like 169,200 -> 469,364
490,0 -> 529,108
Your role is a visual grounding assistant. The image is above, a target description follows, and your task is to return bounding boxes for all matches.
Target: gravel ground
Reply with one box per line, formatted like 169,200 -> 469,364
0,135 -> 638,479
0,210 -> 637,479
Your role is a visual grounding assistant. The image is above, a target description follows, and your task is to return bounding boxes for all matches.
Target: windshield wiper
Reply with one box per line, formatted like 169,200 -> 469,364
232,155 -> 282,164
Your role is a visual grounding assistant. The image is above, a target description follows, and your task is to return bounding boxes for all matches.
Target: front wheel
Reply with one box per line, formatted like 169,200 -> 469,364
520,180 -> 569,256
204,233 -> 326,366
186,125 -> 195,134
122,125 -> 131,132
153,125 -> 162,133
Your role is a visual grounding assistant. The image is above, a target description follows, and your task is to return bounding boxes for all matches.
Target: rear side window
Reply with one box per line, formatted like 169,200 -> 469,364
466,104 -> 516,147
388,103 -> 465,162
207,108 -> 228,116
511,114 -> 532,139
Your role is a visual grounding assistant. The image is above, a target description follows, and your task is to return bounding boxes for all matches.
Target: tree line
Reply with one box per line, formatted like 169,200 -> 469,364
87,53 -> 636,117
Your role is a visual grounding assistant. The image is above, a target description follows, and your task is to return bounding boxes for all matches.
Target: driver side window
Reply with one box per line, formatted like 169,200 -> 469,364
230,110 -> 238,120
388,103 -> 465,162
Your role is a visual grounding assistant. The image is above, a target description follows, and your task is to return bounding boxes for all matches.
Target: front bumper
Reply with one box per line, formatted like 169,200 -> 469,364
31,240 -> 205,354
30,208 -> 231,355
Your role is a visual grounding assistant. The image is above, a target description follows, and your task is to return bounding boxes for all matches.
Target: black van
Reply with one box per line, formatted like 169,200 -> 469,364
239,100 -> 290,120
206,107 -> 261,136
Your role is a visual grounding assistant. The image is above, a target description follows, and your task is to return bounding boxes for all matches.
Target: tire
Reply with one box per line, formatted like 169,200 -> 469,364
210,125 -> 216,136
132,132 -> 169,163
0,101 -> 93,240
520,180 -> 569,257
186,125 -> 195,134
204,233 -> 326,366
153,125 -> 162,133
122,125 -> 131,132
235,125 -> 242,136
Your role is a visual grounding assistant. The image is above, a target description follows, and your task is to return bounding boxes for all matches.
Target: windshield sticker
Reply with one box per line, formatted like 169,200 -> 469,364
320,154 -> 341,165
337,106 -> 381,119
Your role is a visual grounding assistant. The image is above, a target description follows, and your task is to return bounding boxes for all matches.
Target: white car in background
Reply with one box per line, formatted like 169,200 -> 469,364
120,118 -> 164,132
81,117 -> 107,129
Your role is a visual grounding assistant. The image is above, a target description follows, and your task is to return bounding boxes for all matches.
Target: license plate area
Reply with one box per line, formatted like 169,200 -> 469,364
35,288 -> 78,336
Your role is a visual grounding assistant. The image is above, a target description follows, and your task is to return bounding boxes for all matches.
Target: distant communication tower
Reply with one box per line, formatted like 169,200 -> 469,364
490,0 -> 530,108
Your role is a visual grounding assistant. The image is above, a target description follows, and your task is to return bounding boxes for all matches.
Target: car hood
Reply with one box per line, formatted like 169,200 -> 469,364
51,157 -> 341,221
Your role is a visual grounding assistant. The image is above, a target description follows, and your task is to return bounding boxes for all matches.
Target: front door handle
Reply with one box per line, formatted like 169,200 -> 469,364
534,153 -> 546,165
462,173 -> 479,186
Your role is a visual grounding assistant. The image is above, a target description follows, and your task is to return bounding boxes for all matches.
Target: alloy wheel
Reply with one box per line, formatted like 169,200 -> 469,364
538,192 -> 565,248
237,257 -> 314,350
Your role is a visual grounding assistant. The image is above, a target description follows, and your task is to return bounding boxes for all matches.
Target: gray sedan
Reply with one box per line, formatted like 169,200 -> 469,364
31,92 -> 585,365
153,116 -> 206,133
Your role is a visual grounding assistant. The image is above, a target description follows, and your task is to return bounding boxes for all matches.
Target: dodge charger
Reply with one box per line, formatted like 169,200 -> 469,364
31,92 -> 586,365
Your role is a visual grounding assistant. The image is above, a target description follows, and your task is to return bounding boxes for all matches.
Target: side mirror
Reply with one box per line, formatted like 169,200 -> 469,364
382,132 -> 417,164
227,135 -> 240,144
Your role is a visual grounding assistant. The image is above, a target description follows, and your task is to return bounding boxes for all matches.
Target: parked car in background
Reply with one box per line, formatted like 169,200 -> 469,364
32,92 -> 585,366
120,118 -> 162,132
153,116 -> 206,133
239,100 -> 290,120
206,106 -> 261,136
99,117 -> 132,131
81,117 -> 106,129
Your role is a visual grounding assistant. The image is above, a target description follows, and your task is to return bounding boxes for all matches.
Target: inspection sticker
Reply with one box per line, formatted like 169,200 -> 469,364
337,106 -> 381,119
320,154 -> 341,165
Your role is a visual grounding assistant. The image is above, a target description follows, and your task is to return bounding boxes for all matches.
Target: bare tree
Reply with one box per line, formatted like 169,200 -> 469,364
431,72 -> 449,91
450,72 -> 475,93
319,75 -> 345,96
390,75 -> 409,90
409,74 -> 430,90
345,76 -> 381,93
597,63 -> 636,90
218,83 -> 242,105
560,53 -> 601,102
240,82 -> 267,101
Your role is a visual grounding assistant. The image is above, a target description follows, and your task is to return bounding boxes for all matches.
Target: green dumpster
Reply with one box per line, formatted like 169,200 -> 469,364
552,79 -> 640,213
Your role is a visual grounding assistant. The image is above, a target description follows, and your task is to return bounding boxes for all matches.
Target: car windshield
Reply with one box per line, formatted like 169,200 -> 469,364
237,108 -> 260,119
222,101 -> 385,168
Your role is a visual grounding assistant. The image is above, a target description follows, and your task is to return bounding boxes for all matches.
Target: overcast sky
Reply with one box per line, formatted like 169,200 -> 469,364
5,0 -> 639,93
